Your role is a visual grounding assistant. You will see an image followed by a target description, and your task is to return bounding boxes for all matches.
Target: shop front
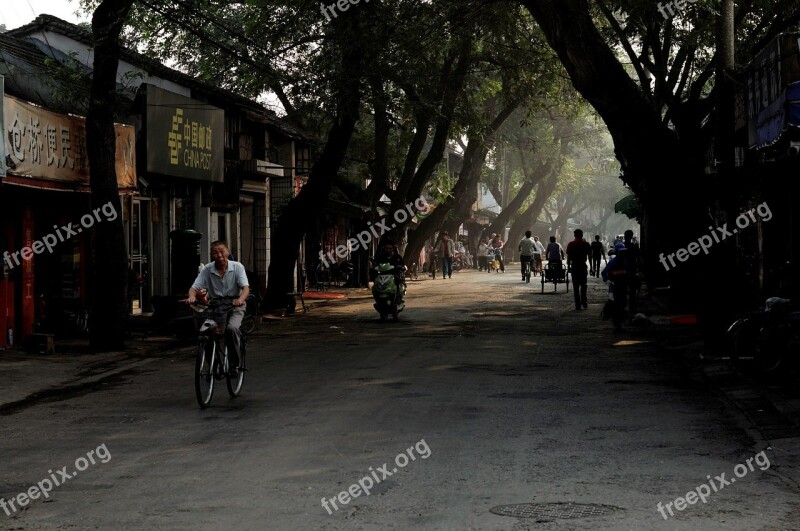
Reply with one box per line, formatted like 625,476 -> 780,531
0,94 -> 136,348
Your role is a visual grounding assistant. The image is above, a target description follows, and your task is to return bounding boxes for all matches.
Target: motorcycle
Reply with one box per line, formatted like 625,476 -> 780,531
452,251 -> 464,272
728,297 -> 800,374
371,263 -> 406,321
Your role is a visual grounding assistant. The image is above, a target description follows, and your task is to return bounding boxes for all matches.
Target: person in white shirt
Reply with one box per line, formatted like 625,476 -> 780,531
477,238 -> 489,271
532,236 -> 545,275
518,231 -> 537,281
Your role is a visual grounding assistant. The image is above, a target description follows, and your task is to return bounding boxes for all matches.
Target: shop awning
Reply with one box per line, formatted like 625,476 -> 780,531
614,194 -> 640,219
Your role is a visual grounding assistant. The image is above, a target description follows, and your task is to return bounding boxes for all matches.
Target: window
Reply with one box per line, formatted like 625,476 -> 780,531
296,145 -> 311,175
173,189 -> 194,230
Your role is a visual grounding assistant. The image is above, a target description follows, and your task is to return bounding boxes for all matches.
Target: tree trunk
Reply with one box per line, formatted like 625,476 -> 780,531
507,173 -> 559,251
482,150 -> 553,241
265,17 -> 364,308
520,0 -> 715,318
86,0 -> 135,351
385,38 -> 474,245
404,100 -> 518,265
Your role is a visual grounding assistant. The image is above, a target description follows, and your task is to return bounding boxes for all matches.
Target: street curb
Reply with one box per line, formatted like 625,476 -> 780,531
0,358 -> 157,416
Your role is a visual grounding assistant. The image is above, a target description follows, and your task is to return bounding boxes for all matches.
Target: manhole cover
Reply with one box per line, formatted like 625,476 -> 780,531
490,502 -> 623,519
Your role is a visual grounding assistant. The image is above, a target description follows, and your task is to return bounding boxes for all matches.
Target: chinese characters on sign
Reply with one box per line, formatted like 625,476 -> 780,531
5,100 -> 84,176
2,95 -> 136,186
167,108 -> 214,169
146,85 -> 223,183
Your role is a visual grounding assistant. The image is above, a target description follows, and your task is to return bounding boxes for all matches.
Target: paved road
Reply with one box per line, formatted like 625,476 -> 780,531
2,269 -> 798,530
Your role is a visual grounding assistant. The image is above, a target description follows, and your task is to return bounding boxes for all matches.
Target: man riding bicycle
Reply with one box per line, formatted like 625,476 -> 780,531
518,231 -> 536,281
187,241 -> 249,377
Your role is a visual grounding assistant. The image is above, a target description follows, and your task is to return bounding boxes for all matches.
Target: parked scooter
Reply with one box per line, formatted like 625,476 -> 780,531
371,263 -> 406,321
728,297 -> 800,374
452,251 -> 463,272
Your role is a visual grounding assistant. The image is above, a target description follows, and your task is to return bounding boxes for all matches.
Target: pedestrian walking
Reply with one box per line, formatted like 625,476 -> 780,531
590,235 -> 606,277
436,231 -> 455,279
477,237 -> 489,271
566,229 -> 591,310
518,231 -> 536,281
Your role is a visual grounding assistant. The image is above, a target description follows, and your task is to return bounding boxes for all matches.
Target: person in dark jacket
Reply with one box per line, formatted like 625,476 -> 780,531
566,229 -> 591,310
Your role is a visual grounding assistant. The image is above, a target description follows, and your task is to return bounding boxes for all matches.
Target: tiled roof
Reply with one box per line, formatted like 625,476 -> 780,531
7,14 -> 314,142
0,33 -> 51,69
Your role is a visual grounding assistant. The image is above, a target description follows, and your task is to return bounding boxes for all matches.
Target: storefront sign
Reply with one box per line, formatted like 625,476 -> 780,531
2,95 -> 136,187
145,85 -> 224,183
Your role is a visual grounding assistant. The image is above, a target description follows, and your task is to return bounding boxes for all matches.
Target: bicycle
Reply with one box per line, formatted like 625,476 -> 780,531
522,259 -> 532,283
188,297 -> 247,408
533,254 -> 543,277
429,252 -> 440,279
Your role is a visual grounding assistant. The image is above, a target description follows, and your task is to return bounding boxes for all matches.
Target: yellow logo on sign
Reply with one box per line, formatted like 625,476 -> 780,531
168,108 -> 213,168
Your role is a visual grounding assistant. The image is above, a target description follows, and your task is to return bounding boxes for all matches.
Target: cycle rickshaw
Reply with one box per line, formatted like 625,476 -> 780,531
541,261 -> 570,293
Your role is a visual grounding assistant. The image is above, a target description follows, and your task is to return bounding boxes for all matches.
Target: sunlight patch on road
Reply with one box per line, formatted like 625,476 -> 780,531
352,378 -> 408,386
613,340 -> 651,347
427,364 -> 460,371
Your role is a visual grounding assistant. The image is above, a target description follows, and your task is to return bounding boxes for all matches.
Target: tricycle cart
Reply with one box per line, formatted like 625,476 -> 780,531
541,262 -> 570,293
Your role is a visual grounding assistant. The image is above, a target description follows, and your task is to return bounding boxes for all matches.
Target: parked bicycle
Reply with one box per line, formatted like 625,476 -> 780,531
428,251 -> 440,278
187,297 -> 247,408
240,293 -> 260,335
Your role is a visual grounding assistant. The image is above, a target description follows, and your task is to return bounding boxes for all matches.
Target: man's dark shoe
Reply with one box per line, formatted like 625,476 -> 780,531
583,303 -> 588,309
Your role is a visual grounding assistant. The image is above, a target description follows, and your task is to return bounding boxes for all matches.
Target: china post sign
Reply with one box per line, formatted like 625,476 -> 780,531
145,84 -> 223,182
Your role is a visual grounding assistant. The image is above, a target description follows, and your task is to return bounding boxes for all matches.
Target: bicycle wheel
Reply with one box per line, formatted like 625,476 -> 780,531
227,339 -> 245,397
195,339 -> 215,408
241,314 -> 256,335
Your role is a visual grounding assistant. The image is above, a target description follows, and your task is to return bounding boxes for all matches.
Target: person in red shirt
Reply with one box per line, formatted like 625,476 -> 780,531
566,229 -> 591,310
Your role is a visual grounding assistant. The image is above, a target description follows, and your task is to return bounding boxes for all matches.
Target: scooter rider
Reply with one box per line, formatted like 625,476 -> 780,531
371,239 -> 406,302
